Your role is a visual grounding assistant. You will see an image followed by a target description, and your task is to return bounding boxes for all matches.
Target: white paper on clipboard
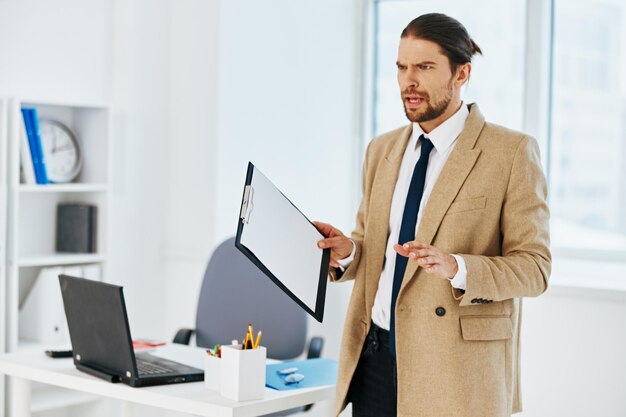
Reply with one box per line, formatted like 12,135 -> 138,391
235,162 -> 329,322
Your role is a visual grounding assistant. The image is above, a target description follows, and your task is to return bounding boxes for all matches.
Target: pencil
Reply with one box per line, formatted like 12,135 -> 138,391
248,323 -> 255,349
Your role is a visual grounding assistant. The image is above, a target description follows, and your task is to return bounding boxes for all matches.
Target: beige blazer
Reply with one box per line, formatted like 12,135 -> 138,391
331,103 -> 551,417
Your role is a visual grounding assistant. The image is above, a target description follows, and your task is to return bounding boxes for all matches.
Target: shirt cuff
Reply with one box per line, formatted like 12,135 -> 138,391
449,254 -> 467,290
336,240 -> 356,272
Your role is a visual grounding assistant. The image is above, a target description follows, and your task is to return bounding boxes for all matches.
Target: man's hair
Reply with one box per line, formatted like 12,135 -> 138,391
401,13 -> 482,73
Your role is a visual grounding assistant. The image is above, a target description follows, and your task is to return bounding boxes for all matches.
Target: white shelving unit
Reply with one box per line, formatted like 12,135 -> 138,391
1,98 -> 10,417
2,97 -> 112,415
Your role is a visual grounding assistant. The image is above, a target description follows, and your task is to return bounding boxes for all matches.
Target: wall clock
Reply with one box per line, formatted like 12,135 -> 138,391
39,119 -> 83,183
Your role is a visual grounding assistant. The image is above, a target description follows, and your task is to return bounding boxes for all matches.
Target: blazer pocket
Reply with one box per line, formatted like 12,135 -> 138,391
460,316 -> 513,341
446,196 -> 487,215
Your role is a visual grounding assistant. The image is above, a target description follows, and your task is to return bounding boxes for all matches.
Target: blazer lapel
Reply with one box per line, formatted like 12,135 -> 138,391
365,125 -> 412,313
400,104 -> 485,291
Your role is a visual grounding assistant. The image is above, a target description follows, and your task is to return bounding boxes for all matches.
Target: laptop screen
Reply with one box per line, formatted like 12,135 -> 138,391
59,275 -> 137,379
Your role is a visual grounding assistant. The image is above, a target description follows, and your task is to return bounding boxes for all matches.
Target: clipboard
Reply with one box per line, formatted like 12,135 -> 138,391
235,162 -> 330,322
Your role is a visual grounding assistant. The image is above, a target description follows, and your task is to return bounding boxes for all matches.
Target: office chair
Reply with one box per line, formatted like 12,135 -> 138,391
173,237 -> 324,415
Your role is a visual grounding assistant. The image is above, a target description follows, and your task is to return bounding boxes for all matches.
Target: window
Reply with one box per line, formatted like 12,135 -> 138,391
549,0 -> 626,255
370,0 -> 626,260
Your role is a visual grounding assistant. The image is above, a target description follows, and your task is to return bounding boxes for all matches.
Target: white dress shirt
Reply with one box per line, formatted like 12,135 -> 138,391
339,103 -> 469,331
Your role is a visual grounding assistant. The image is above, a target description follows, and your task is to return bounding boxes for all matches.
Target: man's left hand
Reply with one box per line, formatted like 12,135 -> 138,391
393,242 -> 458,280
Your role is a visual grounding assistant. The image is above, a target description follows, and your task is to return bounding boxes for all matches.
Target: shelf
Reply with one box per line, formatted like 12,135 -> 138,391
18,253 -> 106,267
3,97 -> 112,413
19,184 -> 108,193
17,339 -> 71,354
19,98 -> 110,110
32,386 -> 100,414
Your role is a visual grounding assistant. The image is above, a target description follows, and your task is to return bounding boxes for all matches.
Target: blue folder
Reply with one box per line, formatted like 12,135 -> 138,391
21,108 -> 42,184
266,358 -> 338,391
21,108 -> 49,184
29,108 -> 49,184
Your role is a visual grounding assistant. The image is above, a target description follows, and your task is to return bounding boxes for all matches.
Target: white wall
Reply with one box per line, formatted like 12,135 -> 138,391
159,0 -> 220,343
111,0 -> 221,344
0,0 -> 112,105
109,0 -> 173,339
519,287 -> 626,417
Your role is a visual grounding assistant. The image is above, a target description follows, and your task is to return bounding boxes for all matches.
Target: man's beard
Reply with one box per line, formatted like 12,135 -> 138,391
403,79 -> 455,123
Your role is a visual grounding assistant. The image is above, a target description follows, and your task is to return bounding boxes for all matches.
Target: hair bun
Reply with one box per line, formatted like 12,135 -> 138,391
470,38 -> 483,56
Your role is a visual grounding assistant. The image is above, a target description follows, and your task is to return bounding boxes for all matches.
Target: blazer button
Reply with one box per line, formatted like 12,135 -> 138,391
435,307 -> 446,317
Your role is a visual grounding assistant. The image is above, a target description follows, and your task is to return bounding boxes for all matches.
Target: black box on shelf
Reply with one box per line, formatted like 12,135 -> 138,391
56,203 -> 98,253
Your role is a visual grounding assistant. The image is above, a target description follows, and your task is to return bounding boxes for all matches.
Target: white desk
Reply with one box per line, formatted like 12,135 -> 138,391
0,344 -> 336,417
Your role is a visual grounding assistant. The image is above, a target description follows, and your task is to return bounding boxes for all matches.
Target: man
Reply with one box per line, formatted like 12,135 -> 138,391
314,13 -> 551,417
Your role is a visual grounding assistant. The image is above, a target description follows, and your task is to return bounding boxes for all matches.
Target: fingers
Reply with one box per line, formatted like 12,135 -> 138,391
314,222 -> 340,268
403,241 -> 431,250
393,243 -> 437,259
393,243 -> 410,256
409,254 -> 437,265
313,221 -> 337,238
394,243 -> 442,271
394,242 -> 455,279
409,249 -> 437,258
312,220 -> 327,230
318,236 -> 347,249
423,264 -> 441,273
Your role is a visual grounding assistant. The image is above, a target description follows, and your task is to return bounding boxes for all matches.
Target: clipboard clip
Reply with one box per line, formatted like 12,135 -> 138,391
240,185 -> 255,224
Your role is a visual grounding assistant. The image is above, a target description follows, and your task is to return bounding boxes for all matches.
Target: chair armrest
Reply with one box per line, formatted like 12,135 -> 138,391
306,336 -> 324,359
172,328 -> 195,345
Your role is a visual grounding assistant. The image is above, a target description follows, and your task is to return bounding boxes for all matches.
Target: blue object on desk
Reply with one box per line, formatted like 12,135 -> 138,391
266,358 -> 337,390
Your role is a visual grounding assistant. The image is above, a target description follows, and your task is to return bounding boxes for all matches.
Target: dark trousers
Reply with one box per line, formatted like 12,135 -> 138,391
347,322 -> 397,417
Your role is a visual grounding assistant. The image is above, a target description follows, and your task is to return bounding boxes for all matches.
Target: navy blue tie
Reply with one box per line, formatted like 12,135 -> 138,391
389,135 -> 434,356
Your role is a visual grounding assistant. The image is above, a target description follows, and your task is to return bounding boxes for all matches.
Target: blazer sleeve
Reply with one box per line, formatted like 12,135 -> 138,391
452,136 -> 551,306
328,141 -> 373,283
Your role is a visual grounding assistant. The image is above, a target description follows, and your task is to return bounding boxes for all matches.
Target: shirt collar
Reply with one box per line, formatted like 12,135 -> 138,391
411,102 -> 469,154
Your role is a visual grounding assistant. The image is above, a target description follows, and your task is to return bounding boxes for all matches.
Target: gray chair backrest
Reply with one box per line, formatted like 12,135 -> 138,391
195,237 -> 307,360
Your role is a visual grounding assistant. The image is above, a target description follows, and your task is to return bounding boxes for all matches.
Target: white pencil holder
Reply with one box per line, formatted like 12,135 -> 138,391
220,344 -> 266,401
204,354 -> 221,391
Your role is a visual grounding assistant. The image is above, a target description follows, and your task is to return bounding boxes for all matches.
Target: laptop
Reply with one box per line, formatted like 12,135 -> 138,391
58,274 -> 204,387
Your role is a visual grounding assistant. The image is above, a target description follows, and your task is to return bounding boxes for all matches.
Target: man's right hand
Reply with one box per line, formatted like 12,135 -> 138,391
313,221 -> 354,268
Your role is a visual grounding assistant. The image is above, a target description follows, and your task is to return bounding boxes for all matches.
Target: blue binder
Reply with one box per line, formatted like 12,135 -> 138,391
266,358 -> 338,391
29,108 -> 49,184
21,108 -> 41,183
21,108 -> 49,184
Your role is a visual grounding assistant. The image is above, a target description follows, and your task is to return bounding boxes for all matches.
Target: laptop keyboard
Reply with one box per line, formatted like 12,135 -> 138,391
137,358 -> 177,375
